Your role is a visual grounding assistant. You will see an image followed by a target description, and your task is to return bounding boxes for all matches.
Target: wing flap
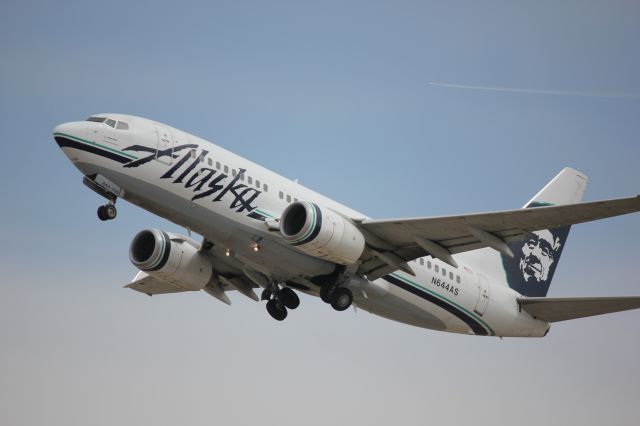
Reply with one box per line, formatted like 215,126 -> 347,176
518,296 -> 640,322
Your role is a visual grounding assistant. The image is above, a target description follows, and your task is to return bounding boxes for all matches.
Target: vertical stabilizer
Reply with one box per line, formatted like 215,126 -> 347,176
501,168 -> 588,297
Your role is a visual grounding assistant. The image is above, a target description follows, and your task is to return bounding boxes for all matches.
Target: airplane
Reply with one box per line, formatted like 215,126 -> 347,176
53,113 -> 640,337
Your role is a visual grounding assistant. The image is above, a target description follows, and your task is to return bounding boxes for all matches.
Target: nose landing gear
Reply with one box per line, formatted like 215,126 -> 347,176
97,203 -> 117,221
83,175 -> 122,222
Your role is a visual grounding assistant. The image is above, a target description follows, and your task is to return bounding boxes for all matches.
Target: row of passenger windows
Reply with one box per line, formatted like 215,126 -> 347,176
278,191 -> 298,203
197,150 -> 299,201
86,116 -> 130,130
201,153 -> 269,192
415,258 -> 461,283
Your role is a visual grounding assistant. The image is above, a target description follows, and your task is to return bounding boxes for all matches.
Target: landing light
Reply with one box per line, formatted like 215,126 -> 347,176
225,248 -> 231,257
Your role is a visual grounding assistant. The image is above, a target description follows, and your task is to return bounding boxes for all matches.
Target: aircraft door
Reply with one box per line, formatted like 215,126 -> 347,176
153,122 -> 174,165
474,274 -> 490,316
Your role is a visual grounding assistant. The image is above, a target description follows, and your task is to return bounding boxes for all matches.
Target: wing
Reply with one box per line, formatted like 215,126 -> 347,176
358,196 -> 640,280
125,271 -> 188,295
518,296 -> 640,322
125,270 -> 258,305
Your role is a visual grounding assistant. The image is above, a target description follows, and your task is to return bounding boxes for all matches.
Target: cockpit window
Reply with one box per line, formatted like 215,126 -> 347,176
116,121 -> 129,130
86,116 -> 107,123
105,119 -> 116,128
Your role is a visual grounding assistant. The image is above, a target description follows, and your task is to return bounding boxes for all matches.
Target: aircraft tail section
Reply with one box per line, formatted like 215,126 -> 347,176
500,167 -> 588,297
518,296 -> 640,322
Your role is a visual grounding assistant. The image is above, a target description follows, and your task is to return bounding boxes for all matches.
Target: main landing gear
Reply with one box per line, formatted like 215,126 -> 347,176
310,266 -> 354,312
320,282 -> 353,312
262,284 -> 300,321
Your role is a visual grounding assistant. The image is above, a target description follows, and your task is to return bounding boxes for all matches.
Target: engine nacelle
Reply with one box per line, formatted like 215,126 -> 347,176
129,229 -> 213,291
280,202 -> 365,265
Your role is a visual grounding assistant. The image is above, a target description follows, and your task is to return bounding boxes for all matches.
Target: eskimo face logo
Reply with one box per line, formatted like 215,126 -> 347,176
501,223 -> 570,297
519,230 -> 562,284
122,143 -> 263,219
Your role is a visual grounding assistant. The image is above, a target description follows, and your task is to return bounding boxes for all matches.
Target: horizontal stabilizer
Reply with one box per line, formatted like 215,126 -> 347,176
518,296 -> 640,322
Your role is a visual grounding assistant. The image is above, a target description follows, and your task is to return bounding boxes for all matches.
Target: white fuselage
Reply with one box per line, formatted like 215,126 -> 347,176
54,114 -> 549,338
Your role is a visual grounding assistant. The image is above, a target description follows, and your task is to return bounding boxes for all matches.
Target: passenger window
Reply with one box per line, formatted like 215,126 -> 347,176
207,158 -> 212,166
419,258 -> 424,266
263,184 -> 268,192
427,261 -> 431,269
191,149 -> 196,159
449,272 -> 453,280
279,191 -> 284,200
286,195 -> 291,203
116,121 -> 129,130
456,275 -> 461,284
216,161 -> 221,170
442,268 -> 447,277
248,176 -> 253,185
224,165 -> 229,174
105,119 -> 116,128
256,180 -> 261,189
294,198 -> 298,202
434,265 -> 439,273
232,169 -> 237,177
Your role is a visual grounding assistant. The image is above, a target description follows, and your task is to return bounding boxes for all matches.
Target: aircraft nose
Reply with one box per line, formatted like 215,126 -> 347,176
53,121 -> 87,148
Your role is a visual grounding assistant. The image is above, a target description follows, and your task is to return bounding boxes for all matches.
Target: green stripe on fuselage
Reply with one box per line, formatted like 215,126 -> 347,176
54,132 -> 139,160
389,272 -> 495,336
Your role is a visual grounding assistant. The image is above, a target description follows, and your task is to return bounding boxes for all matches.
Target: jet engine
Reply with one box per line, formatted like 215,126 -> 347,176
129,229 -> 213,291
279,202 -> 365,265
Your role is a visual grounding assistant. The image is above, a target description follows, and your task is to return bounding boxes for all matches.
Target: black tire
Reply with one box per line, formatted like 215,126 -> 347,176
97,205 -> 108,221
266,299 -> 287,321
105,205 -> 117,220
319,283 -> 333,303
277,287 -> 300,310
261,288 -> 272,301
330,287 -> 353,311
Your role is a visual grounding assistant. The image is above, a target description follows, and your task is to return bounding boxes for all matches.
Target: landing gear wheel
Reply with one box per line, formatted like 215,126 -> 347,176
330,287 -> 353,311
105,204 -> 117,220
266,299 -> 288,321
320,283 -> 334,303
277,288 -> 300,310
261,287 -> 273,301
97,204 -> 117,221
97,205 -> 108,221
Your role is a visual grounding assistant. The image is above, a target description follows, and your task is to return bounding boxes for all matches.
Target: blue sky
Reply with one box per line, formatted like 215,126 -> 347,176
1,1 -> 640,425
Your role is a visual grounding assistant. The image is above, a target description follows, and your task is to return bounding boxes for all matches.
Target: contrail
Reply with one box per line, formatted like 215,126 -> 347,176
429,82 -> 640,99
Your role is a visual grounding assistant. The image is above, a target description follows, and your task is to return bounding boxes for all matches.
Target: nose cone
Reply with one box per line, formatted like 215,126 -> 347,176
53,121 -> 84,145
53,121 -> 90,152
53,121 -> 93,168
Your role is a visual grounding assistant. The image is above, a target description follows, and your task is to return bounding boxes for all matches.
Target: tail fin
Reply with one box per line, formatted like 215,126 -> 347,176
501,167 -> 588,297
